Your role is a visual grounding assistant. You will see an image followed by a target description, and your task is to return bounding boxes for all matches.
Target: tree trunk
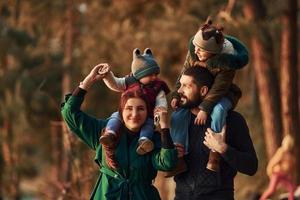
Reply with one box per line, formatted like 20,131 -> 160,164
243,0 -> 281,159
61,0 -> 75,199
280,0 -> 299,183
1,119 -> 21,200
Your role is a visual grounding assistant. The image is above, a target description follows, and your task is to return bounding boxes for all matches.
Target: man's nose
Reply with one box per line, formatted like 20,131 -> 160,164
178,86 -> 183,93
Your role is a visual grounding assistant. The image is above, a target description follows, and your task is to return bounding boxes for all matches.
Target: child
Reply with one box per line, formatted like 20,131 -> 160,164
98,48 -> 170,168
170,20 -> 249,173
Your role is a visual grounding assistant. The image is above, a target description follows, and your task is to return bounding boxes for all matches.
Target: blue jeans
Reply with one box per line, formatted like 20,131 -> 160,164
106,111 -> 154,140
210,97 -> 232,133
170,97 -> 232,153
170,109 -> 191,154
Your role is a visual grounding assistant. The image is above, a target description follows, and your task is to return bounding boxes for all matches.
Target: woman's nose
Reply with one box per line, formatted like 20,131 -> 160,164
131,109 -> 138,117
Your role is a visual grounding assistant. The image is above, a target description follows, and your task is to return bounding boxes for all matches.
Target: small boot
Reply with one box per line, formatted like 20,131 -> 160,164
136,138 -> 154,155
206,150 -> 220,172
102,144 -> 118,170
164,157 -> 187,178
99,130 -> 117,147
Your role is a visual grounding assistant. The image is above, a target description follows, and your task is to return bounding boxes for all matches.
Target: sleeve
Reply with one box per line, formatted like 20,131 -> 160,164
155,90 -> 168,109
103,71 -> 126,92
220,113 -> 258,176
199,69 -> 235,114
61,87 -> 107,150
151,129 -> 178,171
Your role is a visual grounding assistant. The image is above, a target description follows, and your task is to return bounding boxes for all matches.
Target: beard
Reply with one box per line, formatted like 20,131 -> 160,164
179,94 -> 202,109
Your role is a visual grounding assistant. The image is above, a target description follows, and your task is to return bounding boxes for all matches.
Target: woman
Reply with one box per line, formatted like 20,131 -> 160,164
260,135 -> 296,200
61,65 -> 177,200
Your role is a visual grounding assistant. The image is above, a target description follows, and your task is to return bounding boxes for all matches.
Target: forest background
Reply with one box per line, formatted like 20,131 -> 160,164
1,0 -> 300,199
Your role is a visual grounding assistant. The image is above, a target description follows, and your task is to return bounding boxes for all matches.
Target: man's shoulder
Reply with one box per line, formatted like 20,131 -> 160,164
227,110 -> 246,123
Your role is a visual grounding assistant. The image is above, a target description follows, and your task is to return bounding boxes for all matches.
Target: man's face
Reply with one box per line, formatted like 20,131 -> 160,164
177,75 -> 203,108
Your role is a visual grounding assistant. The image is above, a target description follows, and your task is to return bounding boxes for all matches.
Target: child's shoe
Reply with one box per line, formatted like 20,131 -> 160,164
206,150 -> 220,172
102,144 -> 118,170
136,138 -> 154,155
99,130 -> 117,147
164,157 -> 187,178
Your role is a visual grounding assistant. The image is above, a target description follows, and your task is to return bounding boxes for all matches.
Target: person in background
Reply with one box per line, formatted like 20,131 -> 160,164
260,135 -> 296,200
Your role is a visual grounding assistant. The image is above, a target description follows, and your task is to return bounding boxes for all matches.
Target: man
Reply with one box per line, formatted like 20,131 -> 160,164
170,67 -> 258,200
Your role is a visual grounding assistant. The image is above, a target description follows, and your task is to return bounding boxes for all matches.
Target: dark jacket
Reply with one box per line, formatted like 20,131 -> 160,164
172,110 -> 258,200
174,36 -> 249,114
61,89 -> 177,200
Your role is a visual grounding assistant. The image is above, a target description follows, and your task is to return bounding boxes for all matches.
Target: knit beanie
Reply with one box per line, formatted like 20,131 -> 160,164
192,21 -> 224,54
131,48 -> 160,80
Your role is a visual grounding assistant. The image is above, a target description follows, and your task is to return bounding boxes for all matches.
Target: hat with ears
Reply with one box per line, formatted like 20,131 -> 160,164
192,21 -> 224,54
131,48 -> 160,80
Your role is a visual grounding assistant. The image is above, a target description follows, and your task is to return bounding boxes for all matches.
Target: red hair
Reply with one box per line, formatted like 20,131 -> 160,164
118,89 -> 150,120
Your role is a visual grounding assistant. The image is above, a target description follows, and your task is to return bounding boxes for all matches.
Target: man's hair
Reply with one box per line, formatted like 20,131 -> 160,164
182,67 -> 214,89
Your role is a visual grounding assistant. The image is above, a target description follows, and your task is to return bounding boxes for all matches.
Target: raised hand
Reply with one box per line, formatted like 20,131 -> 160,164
97,63 -> 110,76
80,63 -> 110,90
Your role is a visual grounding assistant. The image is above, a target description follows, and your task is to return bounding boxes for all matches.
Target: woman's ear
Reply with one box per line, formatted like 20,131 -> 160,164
199,86 -> 209,97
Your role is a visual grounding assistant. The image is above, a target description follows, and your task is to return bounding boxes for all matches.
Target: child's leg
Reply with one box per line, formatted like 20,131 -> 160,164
207,98 -> 232,172
100,111 -> 122,169
170,109 -> 190,154
165,109 -> 190,177
210,97 -> 232,133
139,118 -> 154,140
106,111 -> 122,135
136,118 -> 154,155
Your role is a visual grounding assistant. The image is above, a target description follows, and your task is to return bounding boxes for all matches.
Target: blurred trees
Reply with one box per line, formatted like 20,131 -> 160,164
279,0 -> 300,182
0,0 -> 299,199
243,0 -> 281,159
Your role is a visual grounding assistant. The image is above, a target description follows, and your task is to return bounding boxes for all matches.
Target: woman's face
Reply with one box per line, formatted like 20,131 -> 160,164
122,97 -> 147,132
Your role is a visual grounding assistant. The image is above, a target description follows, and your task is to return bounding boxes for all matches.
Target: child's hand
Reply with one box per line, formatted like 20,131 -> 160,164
96,63 -> 110,76
194,110 -> 207,125
171,98 -> 179,109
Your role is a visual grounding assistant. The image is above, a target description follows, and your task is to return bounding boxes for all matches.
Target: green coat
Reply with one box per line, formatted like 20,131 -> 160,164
61,95 -> 177,200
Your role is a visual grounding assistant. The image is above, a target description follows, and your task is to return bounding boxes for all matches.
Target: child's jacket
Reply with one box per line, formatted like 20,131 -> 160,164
173,35 -> 249,113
